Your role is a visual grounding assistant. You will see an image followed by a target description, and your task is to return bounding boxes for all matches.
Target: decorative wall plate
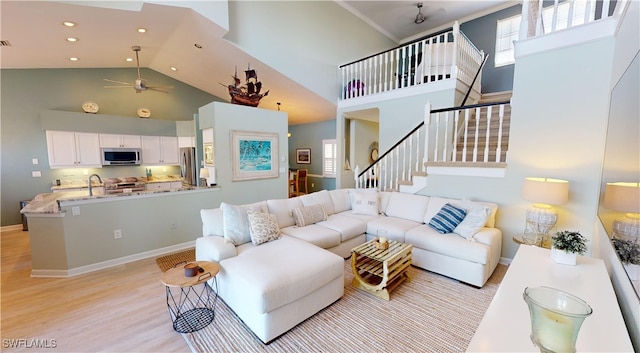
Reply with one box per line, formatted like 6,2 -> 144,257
82,101 -> 99,114
137,107 -> 151,118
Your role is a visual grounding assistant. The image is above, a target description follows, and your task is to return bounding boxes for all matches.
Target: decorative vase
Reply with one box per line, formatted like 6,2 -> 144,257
624,263 -> 640,281
523,286 -> 593,353
551,247 -> 577,265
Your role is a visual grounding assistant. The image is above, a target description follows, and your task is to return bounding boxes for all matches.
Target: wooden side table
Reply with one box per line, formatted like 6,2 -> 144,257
351,239 -> 412,300
161,261 -> 219,333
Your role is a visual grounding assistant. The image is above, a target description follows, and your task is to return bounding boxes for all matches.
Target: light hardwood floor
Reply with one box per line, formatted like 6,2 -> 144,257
1,227 -> 192,352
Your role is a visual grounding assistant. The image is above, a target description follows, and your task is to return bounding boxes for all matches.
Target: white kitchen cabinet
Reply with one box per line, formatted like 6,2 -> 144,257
99,134 -> 141,148
46,130 -> 101,168
178,136 -> 195,148
170,181 -> 183,189
141,136 -> 179,165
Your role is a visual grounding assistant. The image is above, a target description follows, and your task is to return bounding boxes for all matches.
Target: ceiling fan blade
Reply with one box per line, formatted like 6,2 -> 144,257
103,78 -> 131,85
147,86 -> 174,94
104,85 -> 133,89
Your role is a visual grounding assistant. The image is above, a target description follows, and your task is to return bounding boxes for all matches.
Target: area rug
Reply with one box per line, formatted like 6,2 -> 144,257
180,260 -> 508,353
156,248 -> 195,272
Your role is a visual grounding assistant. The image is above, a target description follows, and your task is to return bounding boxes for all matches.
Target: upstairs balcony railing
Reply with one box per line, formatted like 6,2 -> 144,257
356,101 -> 510,191
339,22 -> 484,101
519,0 -> 629,39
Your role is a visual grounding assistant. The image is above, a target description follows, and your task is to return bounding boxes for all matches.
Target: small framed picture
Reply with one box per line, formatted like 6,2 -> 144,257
203,143 -> 214,166
296,148 -> 311,164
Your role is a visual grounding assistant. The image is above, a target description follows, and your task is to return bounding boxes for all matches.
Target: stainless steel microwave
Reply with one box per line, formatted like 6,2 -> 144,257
102,148 -> 142,166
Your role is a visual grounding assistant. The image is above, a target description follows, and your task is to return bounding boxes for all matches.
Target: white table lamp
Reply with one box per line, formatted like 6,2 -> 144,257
199,168 -> 210,187
521,177 -> 569,246
604,182 -> 640,241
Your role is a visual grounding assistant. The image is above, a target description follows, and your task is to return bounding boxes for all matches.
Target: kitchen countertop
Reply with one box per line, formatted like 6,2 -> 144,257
23,184 -> 214,215
51,175 -> 183,191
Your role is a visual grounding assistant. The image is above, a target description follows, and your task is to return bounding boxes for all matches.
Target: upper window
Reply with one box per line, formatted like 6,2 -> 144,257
494,2 -> 596,67
495,15 -> 521,67
322,139 -> 337,178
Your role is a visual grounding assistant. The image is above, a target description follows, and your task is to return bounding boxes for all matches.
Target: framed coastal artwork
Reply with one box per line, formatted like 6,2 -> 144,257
296,148 -> 311,164
231,130 -> 279,181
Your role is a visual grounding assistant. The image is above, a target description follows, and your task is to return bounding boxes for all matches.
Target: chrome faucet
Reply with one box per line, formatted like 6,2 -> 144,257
88,174 -> 103,196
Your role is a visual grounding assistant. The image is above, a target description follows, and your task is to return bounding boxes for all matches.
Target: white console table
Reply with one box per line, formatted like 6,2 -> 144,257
467,245 -> 633,352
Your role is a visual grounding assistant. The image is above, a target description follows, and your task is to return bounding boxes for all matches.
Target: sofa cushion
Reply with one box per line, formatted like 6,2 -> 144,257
350,190 -> 379,216
280,224 -> 342,249
219,235 -> 344,314
453,204 -> 492,239
423,196 -> 460,223
201,208 -> 224,236
385,192 -> 429,223
428,203 -> 467,234
292,204 -> 327,226
300,190 -> 335,215
317,214 -> 367,242
405,225 -> 490,264
247,211 -> 281,246
366,216 -> 422,243
329,189 -> 351,213
454,199 -> 498,228
267,197 -> 303,228
221,201 -> 268,245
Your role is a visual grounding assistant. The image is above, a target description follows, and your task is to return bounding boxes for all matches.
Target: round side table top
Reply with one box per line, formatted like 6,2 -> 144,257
512,234 -> 552,249
161,261 -> 219,288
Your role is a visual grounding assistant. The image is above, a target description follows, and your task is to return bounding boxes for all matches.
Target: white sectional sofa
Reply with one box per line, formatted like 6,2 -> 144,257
195,188 -> 502,343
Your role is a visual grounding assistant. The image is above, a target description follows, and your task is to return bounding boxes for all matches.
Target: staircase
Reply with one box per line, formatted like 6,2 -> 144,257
454,91 -> 512,164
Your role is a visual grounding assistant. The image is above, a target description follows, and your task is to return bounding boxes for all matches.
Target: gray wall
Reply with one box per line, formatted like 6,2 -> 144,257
461,4 -> 522,93
288,120 -> 337,193
1,68 -> 219,226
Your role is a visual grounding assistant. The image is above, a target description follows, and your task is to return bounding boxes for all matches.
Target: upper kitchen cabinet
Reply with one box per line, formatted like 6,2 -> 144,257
99,133 -> 141,148
141,136 -> 179,165
46,130 -> 101,168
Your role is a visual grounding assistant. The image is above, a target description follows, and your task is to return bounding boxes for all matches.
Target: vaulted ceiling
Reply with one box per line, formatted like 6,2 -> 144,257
0,1 -> 514,124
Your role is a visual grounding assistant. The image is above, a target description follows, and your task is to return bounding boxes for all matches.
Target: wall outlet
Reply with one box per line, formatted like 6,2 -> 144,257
113,229 -> 122,239
311,183 -> 315,188
32,158 -> 39,165
72,206 -> 80,216
169,220 -> 177,229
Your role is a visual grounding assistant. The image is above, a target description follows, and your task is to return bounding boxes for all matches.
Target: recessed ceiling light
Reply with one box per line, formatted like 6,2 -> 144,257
170,66 -> 177,71
69,57 -> 79,61
63,21 -> 76,27
137,28 -> 147,33
126,57 -> 133,62
194,43 -> 203,49
66,37 -> 78,42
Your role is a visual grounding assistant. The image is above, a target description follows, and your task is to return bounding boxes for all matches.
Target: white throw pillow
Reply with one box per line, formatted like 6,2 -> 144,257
329,189 -> 351,213
351,191 -> 379,216
221,202 -> 266,245
454,205 -> 492,240
385,192 -> 429,223
247,211 -> 281,246
300,190 -> 335,215
292,204 -> 327,227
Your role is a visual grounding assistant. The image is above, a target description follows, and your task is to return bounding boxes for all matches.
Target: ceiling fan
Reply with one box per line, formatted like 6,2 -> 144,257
104,45 -> 174,93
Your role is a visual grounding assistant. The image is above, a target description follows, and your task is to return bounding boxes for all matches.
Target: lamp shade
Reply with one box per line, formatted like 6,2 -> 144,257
604,182 -> 640,213
522,177 -> 569,205
199,168 -> 210,178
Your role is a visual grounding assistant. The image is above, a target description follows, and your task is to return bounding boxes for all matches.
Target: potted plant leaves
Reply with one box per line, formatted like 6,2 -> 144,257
611,237 -> 640,280
551,231 -> 588,265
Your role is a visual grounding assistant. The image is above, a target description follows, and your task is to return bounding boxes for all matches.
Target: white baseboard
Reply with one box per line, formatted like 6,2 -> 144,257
499,256 -> 513,266
30,241 -> 195,278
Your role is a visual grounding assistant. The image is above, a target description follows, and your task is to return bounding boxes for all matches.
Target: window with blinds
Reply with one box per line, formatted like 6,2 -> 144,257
322,139 -> 337,178
495,14 -> 521,67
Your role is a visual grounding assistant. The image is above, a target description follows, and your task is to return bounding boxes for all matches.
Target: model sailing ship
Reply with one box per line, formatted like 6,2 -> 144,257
223,65 -> 269,107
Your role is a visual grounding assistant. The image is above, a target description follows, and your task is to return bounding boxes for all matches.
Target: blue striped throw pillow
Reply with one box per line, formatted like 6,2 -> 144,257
428,203 -> 467,234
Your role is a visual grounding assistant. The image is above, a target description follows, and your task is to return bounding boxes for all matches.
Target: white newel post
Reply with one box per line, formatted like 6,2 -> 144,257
423,101 -> 431,166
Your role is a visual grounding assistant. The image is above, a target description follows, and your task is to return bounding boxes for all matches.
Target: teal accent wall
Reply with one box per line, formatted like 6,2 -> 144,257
1,68 -> 220,226
288,120 -> 337,193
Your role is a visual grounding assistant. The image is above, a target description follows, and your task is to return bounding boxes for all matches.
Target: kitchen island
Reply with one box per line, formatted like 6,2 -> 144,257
21,186 -> 221,277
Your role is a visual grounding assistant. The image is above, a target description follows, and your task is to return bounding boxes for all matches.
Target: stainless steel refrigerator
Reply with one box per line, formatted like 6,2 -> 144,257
180,147 -> 197,186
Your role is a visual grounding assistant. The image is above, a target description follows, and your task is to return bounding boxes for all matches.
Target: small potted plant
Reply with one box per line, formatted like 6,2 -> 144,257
551,231 -> 588,265
611,237 -> 640,280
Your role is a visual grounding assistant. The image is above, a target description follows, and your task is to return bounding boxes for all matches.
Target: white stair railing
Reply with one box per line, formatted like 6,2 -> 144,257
355,101 -> 511,191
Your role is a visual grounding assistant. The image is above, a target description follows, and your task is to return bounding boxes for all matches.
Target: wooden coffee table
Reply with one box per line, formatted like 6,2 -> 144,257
351,239 -> 412,300
161,260 -> 219,333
